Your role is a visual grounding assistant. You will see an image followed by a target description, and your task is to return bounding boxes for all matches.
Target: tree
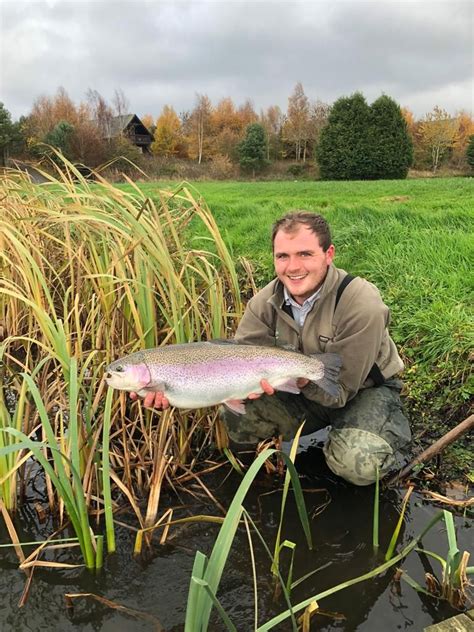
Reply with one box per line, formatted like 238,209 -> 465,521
0,103 -> 21,165
316,93 -> 413,180
308,100 -> 330,154
187,94 -> 213,163
86,88 -> 114,140
238,123 -> 267,176
466,135 -> 474,169
369,95 -> 413,179
284,82 -> 310,161
44,120 -> 75,158
260,105 -> 284,161
420,106 -> 459,173
451,111 -> 474,168
151,105 -> 181,157
112,88 -> 130,117
211,97 -> 241,159
316,92 -> 373,180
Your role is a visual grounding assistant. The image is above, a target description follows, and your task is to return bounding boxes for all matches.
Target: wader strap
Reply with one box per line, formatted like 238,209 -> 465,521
282,302 -> 294,318
335,273 -> 355,310
334,273 -> 385,386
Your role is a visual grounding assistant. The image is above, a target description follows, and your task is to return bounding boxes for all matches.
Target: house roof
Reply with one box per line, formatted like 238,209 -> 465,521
99,114 -> 153,140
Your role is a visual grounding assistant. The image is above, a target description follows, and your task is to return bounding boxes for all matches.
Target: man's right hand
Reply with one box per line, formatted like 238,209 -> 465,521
130,391 -> 170,410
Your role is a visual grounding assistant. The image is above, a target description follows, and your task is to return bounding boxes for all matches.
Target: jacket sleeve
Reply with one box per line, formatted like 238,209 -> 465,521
234,296 -> 276,346
301,285 -> 389,408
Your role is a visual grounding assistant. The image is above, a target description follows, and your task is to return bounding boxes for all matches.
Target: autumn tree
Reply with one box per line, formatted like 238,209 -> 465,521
185,94 -> 213,163
141,114 -> 156,135
308,100 -> 330,155
451,111 -> 474,168
260,105 -> 284,160
151,105 -> 182,157
238,123 -> 267,176
284,82 -> 310,161
112,88 -> 130,118
86,88 -> 114,140
211,97 -> 241,159
419,106 -> 459,173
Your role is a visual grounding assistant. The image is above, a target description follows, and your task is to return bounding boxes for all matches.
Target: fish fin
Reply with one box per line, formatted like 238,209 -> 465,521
223,399 -> 247,415
309,353 -> 343,398
274,378 -> 301,394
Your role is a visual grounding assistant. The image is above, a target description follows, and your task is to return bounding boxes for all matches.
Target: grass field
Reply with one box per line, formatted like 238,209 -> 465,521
123,177 -> 474,474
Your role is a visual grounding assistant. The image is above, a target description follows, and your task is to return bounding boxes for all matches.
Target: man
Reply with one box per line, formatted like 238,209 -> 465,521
137,211 -> 411,486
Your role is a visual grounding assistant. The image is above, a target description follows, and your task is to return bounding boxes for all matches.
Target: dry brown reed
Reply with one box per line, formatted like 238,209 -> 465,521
0,156 -> 246,552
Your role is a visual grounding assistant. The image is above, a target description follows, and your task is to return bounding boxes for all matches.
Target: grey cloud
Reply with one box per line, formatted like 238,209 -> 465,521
0,0 -> 472,120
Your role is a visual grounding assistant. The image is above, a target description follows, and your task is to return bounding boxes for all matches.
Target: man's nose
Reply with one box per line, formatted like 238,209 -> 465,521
287,256 -> 301,270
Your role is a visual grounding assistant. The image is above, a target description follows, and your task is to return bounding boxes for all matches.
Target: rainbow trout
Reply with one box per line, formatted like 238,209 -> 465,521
105,341 -> 342,414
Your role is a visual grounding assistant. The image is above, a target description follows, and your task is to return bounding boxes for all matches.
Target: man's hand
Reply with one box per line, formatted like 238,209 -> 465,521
247,377 -> 309,400
130,391 -> 170,409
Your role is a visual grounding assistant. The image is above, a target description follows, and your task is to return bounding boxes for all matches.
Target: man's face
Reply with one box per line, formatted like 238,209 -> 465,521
273,225 -> 335,305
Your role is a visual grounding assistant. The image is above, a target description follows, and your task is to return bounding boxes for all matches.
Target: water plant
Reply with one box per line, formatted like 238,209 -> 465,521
0,156 -> 245,563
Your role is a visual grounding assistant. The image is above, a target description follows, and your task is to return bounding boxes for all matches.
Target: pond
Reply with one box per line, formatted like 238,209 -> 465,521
0,445 -> 471,631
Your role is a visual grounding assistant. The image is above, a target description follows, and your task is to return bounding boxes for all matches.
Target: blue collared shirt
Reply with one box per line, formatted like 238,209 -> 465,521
283,285 -> 322,327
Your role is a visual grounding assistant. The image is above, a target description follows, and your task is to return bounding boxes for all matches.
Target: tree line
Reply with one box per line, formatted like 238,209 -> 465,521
0,82 -> 473,179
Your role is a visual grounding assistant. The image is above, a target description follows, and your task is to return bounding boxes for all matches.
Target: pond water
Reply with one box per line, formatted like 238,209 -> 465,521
0,445 -> 472,632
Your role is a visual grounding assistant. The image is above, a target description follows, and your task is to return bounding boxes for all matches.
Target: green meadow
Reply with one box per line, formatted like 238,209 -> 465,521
129,177 -> 474,458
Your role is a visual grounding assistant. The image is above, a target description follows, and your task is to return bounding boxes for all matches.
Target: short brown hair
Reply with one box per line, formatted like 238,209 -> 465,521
272,211 -> 332,251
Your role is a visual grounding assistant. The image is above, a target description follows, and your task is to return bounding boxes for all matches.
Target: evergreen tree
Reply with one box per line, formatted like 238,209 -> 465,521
369,95 -> 413,178
43,120 -> 75,159
238,123 -> 267,175
316,92 -> 413,180
316,92 -> 372,180
0,102 -> 19,166
466,135 -> 474,169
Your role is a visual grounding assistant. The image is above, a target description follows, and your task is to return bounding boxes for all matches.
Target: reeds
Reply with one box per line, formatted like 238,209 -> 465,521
0,156 -> 245,565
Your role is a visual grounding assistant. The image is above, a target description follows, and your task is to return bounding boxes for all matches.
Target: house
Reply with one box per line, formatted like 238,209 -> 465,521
103,114 -> 153,153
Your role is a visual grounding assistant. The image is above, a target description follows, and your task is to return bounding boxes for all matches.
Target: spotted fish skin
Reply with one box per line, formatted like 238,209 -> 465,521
105,341 -> 342,414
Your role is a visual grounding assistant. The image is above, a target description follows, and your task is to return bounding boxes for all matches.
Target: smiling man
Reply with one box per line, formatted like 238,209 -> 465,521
222,211 -> 411,485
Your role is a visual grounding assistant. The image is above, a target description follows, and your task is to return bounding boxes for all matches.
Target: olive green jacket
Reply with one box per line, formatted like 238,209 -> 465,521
234,264 -> 404,408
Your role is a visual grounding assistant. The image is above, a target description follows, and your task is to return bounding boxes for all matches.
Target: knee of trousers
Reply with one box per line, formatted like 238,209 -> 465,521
323,428 -> 396,486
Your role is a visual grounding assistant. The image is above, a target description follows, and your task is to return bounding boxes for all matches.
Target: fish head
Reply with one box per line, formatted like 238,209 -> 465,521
105,356 -> 151,392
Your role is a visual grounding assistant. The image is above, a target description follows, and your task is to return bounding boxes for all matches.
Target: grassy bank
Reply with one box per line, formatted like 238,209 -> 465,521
125,177 -> 473,478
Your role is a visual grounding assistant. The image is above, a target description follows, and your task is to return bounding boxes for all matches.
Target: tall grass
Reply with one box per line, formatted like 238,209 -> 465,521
0,157 -> 245,563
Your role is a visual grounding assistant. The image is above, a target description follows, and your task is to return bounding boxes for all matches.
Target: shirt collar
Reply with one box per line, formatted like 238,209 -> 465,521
283,284 -> 322,310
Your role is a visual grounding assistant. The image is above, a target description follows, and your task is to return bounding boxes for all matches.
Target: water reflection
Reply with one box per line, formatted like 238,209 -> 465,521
0,449 -> 471,631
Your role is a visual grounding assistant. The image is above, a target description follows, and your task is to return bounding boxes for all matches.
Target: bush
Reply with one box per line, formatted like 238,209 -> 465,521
286,163 -> 311,177
208,154 -> 236,180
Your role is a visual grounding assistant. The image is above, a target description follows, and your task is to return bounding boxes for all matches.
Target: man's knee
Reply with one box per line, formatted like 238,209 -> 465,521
323,428 -> 396,486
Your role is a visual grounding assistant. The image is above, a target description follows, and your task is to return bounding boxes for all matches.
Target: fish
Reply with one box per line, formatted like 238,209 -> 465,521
104,340 -> 342,414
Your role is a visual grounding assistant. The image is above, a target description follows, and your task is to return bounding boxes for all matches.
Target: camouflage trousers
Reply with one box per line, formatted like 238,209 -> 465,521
221,378 -> 411,486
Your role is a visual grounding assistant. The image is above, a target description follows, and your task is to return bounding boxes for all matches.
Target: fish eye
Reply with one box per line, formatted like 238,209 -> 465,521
115,365 -> 124,373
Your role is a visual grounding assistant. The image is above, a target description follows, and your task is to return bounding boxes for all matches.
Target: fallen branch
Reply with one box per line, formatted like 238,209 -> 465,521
386,414 -> 474,486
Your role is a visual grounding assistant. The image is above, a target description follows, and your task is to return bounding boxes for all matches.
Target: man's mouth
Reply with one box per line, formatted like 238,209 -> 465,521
288,274 -> 307,281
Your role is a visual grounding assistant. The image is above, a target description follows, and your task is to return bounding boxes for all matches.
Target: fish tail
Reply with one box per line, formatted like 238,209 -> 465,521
309,353 -> 342,398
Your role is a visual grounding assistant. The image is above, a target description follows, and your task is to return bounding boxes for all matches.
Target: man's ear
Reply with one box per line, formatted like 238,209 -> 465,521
325,244 -> 335,265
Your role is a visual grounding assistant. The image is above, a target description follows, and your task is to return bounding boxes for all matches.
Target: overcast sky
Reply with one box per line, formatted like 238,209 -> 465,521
1,0 -> 472,121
